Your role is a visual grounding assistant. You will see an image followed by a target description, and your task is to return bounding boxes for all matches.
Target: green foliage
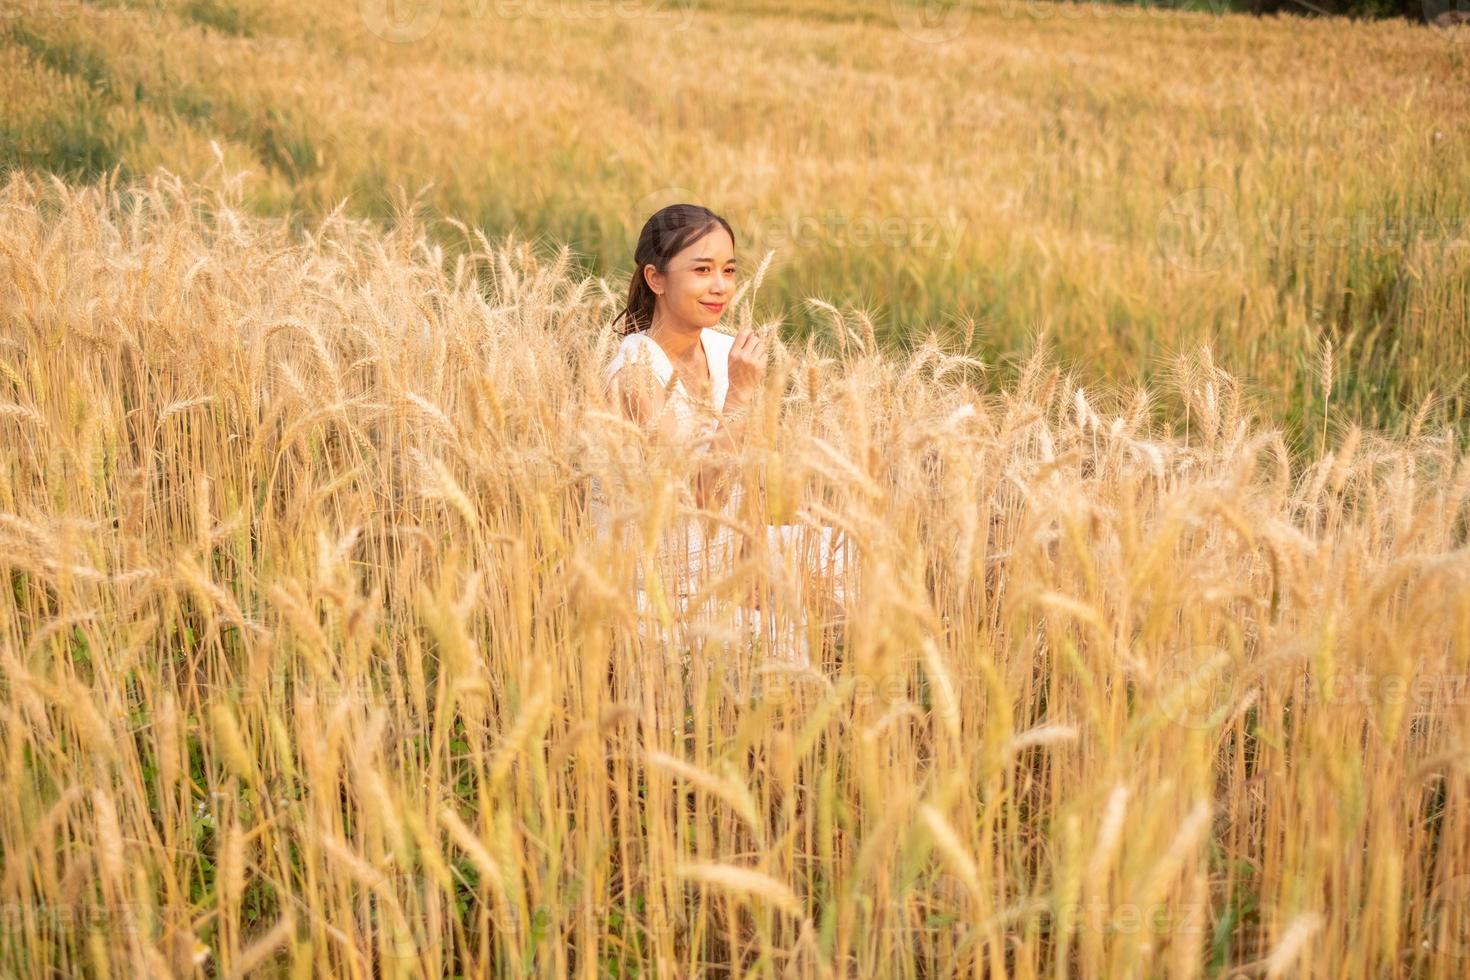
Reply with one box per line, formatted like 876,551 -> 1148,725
183,0 -> 257,36
6,24 -> 113,94
0,26 -> 126,180
0,115 -> 122,183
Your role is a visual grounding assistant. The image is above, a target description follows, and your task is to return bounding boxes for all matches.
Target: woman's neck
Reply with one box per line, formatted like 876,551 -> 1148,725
646,316 -> 702,363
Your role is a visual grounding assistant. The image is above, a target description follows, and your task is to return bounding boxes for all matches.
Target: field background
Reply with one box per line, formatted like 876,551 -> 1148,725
4,0 -> 1468,445
4,1 -> 1470,978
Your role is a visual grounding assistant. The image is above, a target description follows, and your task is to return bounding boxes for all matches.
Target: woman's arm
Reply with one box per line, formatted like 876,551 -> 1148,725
607,361 -> 682,445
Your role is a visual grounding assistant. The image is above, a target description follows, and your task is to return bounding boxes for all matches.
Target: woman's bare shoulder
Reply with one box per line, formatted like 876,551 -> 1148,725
605,331 -> 669,385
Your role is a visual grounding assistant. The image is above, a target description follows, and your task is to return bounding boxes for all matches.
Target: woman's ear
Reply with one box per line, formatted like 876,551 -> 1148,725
642,263 -> 664,296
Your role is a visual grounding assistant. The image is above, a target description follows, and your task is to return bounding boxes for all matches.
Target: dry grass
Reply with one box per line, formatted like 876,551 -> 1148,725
0,165 -> 1467,977
2,0 -> 1468,436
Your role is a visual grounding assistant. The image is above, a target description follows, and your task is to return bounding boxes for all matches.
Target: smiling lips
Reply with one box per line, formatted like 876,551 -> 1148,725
701,301 -> 725,313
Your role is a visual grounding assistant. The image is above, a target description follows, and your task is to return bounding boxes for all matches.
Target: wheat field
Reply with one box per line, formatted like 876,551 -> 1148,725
3,0 -> 1469,439
0,162 -> 1467,977
5,0 -> 1470,975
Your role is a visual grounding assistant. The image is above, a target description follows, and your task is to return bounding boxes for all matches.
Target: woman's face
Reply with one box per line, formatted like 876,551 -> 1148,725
645,226 -> 737,331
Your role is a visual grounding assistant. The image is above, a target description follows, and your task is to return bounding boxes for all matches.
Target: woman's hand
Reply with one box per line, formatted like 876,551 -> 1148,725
726,326 -> 768,407
692,327 -> 765,512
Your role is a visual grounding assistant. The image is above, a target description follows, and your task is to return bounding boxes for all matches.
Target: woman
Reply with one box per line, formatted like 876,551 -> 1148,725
590,203 -> 852,666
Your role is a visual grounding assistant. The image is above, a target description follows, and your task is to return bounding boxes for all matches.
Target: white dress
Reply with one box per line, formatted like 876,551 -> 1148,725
589,328 -> 854,667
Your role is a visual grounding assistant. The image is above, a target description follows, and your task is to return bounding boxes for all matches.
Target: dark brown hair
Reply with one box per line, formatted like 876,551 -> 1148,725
614,204 -> 736,336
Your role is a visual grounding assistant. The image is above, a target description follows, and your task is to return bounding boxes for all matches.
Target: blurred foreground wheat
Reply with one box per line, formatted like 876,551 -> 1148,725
0,167 -> 1468,977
